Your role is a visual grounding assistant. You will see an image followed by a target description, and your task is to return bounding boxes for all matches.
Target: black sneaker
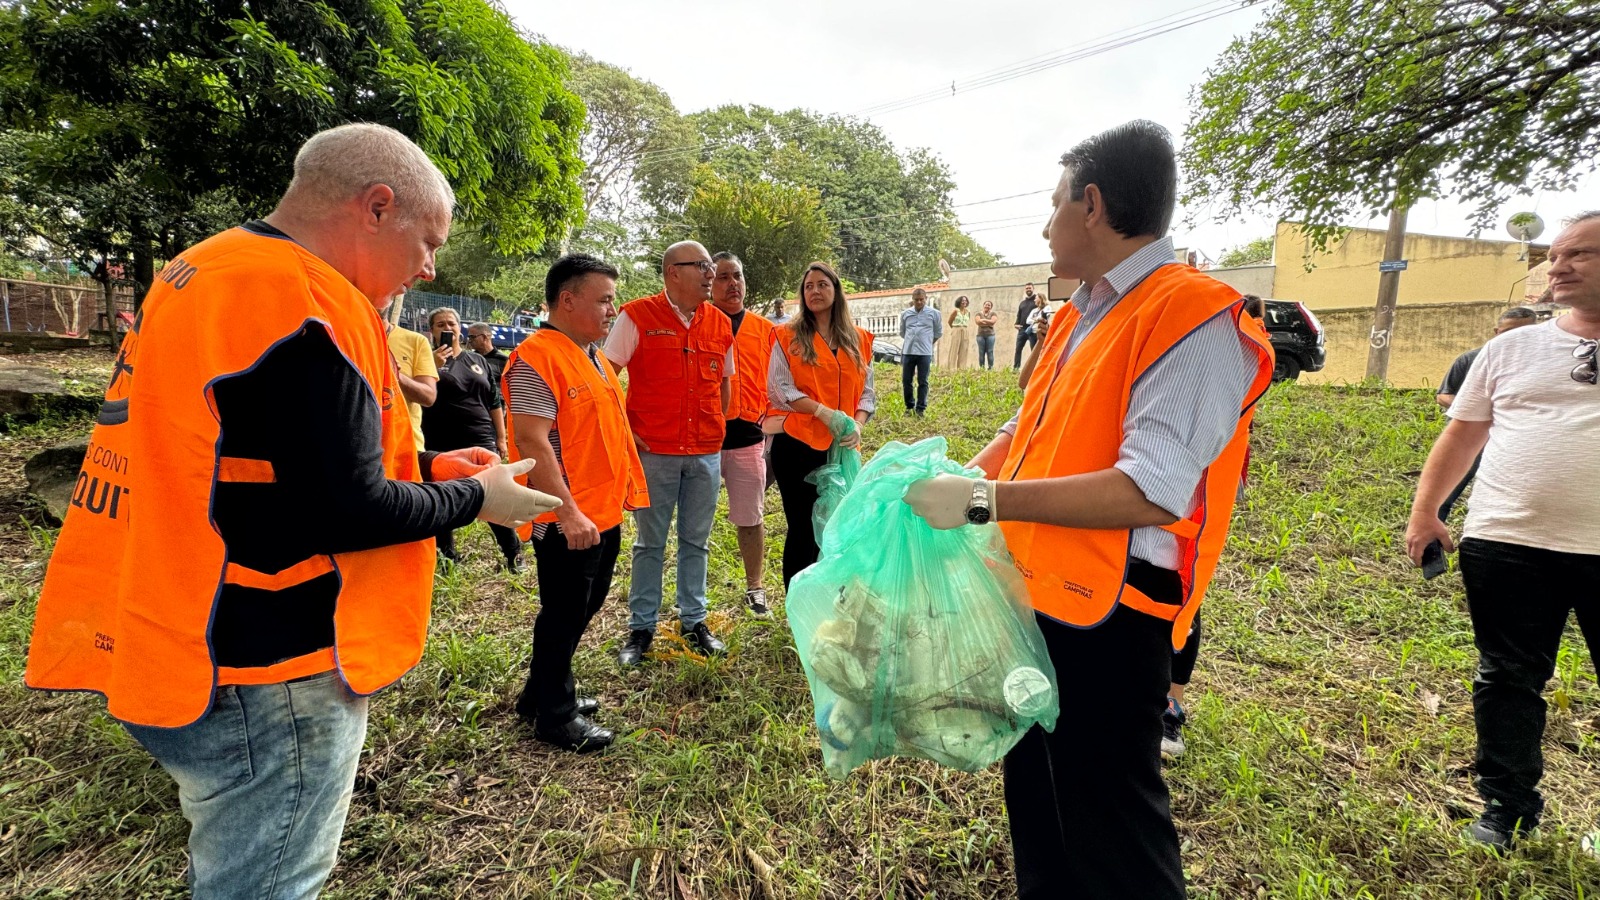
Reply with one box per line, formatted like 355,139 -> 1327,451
1160,697 -> 1186,760
682,621 -> 726,655
1463,804 -> 1537,853
745,588 -> 770,618
617,629 -> 653,667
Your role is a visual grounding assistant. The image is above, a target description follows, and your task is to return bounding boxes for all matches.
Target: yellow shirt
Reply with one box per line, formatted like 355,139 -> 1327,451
387,326 -> 437,449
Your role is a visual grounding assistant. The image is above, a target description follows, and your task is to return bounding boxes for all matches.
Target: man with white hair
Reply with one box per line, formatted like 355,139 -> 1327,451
25,123 -> 560,897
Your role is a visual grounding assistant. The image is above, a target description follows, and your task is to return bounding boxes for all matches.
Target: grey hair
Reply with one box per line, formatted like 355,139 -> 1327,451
280,123 -> 454,224
1499,307 -> 1537,321
1567,210 -> 1600,227
711,251 -> 743,267
427,307 -> 460,327
466,321 -> 494,335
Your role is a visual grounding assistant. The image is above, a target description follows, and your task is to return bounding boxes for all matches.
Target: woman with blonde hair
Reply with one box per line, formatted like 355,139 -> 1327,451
765,262 -> 877,587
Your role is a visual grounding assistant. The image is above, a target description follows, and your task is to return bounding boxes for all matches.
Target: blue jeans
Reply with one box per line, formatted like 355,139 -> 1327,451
122,671 -> 367,899
976,334 -> 996,369
629,450 -> 720,631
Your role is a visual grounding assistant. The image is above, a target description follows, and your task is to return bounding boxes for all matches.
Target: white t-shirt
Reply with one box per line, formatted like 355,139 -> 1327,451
1448,318 -> 1600,555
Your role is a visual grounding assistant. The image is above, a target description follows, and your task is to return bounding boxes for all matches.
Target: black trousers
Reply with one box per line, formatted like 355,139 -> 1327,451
1170,613 -> 1202,687
901,354 -> 931,412
1003,564 -> 1186,900
515,525 -> 622,725
770,432 -> 828,589
1013,329 -> 1037,368
1460,537 -> 1600,824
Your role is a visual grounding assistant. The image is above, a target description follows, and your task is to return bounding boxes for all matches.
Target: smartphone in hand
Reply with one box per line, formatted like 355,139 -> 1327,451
437,330 -> 455,349
1421,539 -> 1448,580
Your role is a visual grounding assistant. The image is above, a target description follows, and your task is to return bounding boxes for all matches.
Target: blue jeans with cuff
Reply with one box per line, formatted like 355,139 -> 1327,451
122,670 -> 368,900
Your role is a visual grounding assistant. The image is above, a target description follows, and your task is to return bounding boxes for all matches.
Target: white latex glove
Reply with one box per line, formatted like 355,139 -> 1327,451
472,458 -> 562,527
903,473 -> 989,530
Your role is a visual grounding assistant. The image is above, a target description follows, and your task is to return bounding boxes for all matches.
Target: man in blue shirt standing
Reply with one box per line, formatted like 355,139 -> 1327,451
899,287 -> 943,415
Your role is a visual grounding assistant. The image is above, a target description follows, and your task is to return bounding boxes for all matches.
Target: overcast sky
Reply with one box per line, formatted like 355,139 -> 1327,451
508,0 -> 1596,269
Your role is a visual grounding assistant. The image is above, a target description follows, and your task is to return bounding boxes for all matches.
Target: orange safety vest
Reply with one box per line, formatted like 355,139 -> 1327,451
504,327 -> 648,537
618,292 -> 734,455
25,227 -> 433,728
725,308 -> 775,427
998,263 -> 1273,650
774,325 -> 876,452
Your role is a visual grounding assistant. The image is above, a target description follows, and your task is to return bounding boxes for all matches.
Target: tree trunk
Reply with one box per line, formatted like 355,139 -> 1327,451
1364,203 -> 1409,381
131,224 -> 155,312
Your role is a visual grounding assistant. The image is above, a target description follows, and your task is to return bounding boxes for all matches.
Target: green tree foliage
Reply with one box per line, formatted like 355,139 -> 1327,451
1218,236 -> 1274,268
642,105 -> 997,290
683,171 -> 834,303
0,0 -> 585,302
1181,0 -> 1600,237
938,221 -> 1004,270
564,52 -> 693,223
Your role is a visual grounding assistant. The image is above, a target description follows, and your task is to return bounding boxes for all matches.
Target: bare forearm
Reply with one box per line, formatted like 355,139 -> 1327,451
968,432 -> 1014,479
1435,393 -> 1455,410
398,373 -> 436,406
995,468 -> 1177,530
1410,419 -> 1490,519
1018,341 -> 1043,389
492,408 -> 507,451
722,378 -> 732,413
513,425 -> 578,510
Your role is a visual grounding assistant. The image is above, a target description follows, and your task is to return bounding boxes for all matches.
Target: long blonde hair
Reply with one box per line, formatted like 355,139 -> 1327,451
788,262 -> 863,368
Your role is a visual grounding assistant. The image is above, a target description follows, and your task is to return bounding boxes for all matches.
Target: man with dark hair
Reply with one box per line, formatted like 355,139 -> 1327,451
710,251 -> 776,615
1433,307 -> 1539,521
905,119 -> 1273,899
1407,211 -> 1600,855
900,287 -> 942,414
1013,282 -> 1040,368
504,253 -> 649,753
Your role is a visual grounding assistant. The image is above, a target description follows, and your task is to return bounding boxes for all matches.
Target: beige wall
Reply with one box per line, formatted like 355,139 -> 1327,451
1300,300 -> 1508,389
1202,264 -> 1275,299
1274,222 -> 1533,310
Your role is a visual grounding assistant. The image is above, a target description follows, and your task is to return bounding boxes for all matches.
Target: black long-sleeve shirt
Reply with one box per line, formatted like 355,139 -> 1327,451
206,294 -> 482,667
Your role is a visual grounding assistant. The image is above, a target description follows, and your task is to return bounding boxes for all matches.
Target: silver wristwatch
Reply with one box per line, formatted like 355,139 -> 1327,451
965,481 -> 992,525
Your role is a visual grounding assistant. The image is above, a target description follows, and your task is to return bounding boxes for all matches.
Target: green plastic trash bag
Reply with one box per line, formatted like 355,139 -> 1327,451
805,411 -> 861,542
787,436 -> 1059,778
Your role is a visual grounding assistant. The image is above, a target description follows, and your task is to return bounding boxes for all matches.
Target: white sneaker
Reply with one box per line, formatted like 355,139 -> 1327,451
745,588 -> 770,618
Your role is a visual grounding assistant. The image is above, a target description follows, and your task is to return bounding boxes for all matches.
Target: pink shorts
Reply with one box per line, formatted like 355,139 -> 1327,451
721,442 -> 767,527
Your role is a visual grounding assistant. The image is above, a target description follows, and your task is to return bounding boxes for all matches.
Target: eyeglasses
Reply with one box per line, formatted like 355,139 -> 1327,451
669,260 -> 715,274
1573,339 -> 1598,385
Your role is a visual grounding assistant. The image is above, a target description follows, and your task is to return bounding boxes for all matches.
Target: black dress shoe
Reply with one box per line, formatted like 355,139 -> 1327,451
682,621 -> 725,655
618,629 -> 653,666
534,714 -> 613,753
575,697 -> 599,717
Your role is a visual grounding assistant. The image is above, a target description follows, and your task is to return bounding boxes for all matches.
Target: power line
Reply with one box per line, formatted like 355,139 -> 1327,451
630,0 -> 1252,168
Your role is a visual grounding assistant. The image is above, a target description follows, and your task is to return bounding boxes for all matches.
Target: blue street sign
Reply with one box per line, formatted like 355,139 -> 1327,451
1378,259 -> 1409,273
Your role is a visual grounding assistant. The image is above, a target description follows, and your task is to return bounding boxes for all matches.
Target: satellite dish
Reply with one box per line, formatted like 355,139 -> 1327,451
1506,212 -> 1545,243
937,258 -> 953,281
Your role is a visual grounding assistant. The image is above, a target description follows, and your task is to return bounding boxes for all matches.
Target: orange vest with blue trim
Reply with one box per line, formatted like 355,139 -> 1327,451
774,325 -> 875,452
25,226 -> 434,728
619,292 -> 734,455
503,327 -> 648,536
725,309 -> 775,427
998,263 -> 1273,650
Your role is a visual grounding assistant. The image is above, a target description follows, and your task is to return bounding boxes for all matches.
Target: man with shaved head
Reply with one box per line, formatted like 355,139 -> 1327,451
604,240 -> 736,665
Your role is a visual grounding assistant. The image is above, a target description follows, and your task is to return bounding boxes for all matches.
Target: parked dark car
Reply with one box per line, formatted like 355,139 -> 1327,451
1262,299 -> 1326,381
872,338 -> 903,365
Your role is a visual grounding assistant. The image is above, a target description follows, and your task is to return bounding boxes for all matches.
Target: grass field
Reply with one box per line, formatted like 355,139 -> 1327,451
2,351 -> 1599,899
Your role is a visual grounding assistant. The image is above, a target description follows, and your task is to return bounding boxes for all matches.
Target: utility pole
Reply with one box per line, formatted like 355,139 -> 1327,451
1365,202 -> 1409,380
